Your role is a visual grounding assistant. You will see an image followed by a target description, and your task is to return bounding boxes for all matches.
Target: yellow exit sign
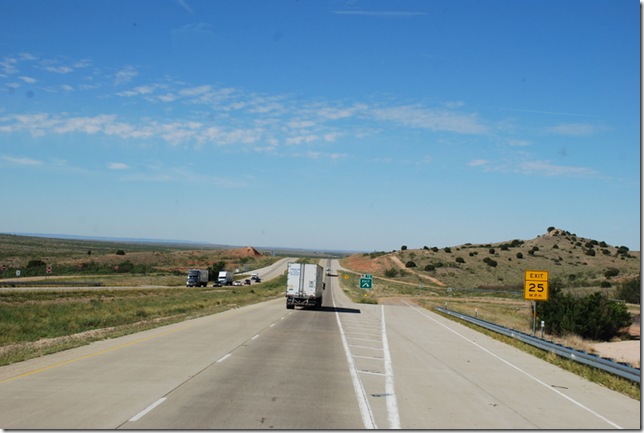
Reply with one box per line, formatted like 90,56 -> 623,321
524,270 -> 549,301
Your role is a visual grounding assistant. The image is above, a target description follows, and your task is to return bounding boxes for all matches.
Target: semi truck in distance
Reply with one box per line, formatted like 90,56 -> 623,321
217,271 -> 234,286
286,262 -> 325,309
186,269 -> 209,287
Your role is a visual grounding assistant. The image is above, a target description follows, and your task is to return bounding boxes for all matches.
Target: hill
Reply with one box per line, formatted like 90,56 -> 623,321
341,228 -> 640,291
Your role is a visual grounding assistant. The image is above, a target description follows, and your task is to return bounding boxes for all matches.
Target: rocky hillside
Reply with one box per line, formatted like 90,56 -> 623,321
342,228 -> 640,291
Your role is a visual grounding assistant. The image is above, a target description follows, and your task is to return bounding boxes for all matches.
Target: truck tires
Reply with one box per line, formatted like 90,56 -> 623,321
286,299 -> 294,309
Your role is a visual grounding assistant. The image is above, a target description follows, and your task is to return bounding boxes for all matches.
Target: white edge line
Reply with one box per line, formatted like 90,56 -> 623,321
381,305 -> 401,429
129,397 -> 167,422
403,301 -> 623,429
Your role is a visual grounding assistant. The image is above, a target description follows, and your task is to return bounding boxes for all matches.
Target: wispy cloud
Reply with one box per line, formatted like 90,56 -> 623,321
517,160 -> 601,178
1,155 -> 42,166
176,0 -> 193,14
469,157 -> 601,178
331,10 -> 426,18
113,65 -> 138,85
545,123 -> 601,136
371,105 -> 488,134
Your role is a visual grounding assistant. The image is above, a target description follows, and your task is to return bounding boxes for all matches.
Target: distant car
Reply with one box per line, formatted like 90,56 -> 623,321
232,280 -> 242,286
254,277 -> 261,283
213,281 -> 222,287
244,279 -> 251,285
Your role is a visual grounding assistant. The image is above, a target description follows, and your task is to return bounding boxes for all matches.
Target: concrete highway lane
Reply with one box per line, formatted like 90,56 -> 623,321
0,258 -> 640,429
122,297 -> 363,429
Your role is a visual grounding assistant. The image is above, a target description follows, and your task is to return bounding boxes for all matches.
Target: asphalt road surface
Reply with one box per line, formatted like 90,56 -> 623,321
0,259 -> 639,429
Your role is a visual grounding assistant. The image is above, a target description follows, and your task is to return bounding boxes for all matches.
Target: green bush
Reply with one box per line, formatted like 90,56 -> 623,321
604,268 -> 620,278
537,282 -> 631,341
405,261 -> 417,268
482,257 -> 497,267
384,268 -> 399,278
616,277 -> 640,304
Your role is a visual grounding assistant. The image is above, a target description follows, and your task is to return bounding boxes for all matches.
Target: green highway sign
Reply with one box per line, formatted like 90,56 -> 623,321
360,278 -> 372,289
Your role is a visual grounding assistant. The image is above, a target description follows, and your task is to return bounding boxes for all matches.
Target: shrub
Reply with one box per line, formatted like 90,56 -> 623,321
116,250 -> 126,255
27,259 -> 47,268
444,247 -> 451,253
405,261 -> 417,268
516,252 -> 523,259
616,277 -> 640,304
537,282 -> 631,341
384,268 -> 399,278
424,264 -> 435,271
604,268 -> 620,278
455,257 -> 465,264
482,257 -> 497,267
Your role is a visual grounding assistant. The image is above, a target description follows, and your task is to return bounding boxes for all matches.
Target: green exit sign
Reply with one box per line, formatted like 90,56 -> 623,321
360,278 -> 372,289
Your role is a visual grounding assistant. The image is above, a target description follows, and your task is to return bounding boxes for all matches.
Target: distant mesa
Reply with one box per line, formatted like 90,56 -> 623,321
231,246 -> 262,257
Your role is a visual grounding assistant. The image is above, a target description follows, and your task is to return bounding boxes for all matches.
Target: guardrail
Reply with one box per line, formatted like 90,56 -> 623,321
434,306 -> 640,383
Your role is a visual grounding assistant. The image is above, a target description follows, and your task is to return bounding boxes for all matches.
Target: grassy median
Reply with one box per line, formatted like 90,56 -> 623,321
0,275 -> 286,366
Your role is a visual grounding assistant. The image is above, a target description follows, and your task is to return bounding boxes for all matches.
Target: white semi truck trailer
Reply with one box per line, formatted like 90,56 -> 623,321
285,262 -> 325,309
217,271 -> 234,286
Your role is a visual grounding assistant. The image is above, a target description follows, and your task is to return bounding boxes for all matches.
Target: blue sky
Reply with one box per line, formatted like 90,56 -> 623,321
0,0 -> 640,252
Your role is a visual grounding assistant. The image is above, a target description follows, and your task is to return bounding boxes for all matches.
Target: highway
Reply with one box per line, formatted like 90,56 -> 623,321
0,259 -> 639,429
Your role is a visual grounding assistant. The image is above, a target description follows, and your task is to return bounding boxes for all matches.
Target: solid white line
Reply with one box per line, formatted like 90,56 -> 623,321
403,301 -> 623,429
381,305 -> 401,429
129,397 -> 167,422
251,334 -> 260,340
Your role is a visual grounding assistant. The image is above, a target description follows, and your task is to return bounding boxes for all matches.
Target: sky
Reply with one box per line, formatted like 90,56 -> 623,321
0,0 -> 640,252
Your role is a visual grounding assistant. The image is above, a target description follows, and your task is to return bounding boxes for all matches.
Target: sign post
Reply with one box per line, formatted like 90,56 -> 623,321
524,270 -> 549,336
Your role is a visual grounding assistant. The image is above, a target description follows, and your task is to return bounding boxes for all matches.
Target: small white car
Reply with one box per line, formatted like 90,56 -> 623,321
232,280 -> 242,286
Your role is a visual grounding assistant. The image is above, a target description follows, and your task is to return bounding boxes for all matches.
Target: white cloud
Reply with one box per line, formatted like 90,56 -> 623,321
107,162 -> 129,170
